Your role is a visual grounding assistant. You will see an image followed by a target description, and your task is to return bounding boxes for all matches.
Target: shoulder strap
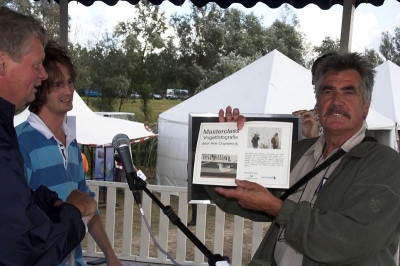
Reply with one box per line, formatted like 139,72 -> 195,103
280,135 -> 377,201
280,149 -> 346,200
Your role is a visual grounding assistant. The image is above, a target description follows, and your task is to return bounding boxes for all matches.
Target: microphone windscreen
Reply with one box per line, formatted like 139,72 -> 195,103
112,133 -> 130,148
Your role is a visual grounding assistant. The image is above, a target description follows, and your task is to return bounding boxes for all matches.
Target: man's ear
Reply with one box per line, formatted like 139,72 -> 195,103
0,52 -> 7,76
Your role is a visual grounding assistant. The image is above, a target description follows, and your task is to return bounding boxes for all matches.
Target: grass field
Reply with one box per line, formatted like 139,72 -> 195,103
82,97 -> 183,124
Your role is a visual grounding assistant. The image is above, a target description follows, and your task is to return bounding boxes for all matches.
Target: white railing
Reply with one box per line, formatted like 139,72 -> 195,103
83,180 -> 268,266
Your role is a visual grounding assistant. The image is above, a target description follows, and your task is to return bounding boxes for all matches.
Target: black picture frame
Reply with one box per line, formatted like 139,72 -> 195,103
187,113 -> 303,204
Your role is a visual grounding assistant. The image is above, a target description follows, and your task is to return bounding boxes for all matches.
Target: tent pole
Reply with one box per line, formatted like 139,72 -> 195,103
146,137 -> 156,171
339,0 -> 356,54
59,0 -> 68,49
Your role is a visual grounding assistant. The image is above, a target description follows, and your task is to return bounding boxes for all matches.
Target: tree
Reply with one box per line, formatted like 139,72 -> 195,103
32,0 -> 61,41
115,0 -> 170,120
222,8 -> 269,58
145,37 -> 179,96
380,27 -> 400,66
170,3 -> 269,94
196,52 -> 261,92
170,4 -> 222,94
263,5 -> 309,67
279,4 -> 300,27
1,0 -> 62,41
313,36 -> 340,56
0,0 -> 32,14
69,43 -> 92,97
265,20 -> 307,66
364,48 -> 384,67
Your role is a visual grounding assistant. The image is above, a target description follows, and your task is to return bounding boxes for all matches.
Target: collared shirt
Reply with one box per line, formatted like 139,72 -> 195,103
274,121 -> 368,266
312,107 -> 324,136
16,113 -> 97,266
27,113 -> 75,170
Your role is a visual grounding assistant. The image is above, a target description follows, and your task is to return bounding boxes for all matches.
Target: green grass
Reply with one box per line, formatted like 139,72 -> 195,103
83,97 -> 182,123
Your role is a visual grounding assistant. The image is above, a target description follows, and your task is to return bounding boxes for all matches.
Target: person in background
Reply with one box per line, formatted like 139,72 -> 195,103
251,133 -> 260,148
16,41 -> 122,266
114,154 -> 123,182
293,52 -> 337,139
187,204 -> 197,226
272,133 -> 279,149
0,7 -> 97,265
82,152 -> 89,174
206,53 -> 400,265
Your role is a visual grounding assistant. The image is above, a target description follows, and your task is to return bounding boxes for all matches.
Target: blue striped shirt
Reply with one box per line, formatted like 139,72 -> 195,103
16,113 -> 99,266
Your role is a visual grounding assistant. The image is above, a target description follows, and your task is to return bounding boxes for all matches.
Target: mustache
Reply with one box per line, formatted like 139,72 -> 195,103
324,106 -> 351,118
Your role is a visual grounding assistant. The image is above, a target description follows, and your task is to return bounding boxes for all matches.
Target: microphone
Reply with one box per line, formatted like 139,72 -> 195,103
112,133 -> 135,174
112,134 -> 142,203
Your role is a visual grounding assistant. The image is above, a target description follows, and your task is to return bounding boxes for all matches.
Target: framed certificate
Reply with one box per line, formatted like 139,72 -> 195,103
187,113 -> 302,204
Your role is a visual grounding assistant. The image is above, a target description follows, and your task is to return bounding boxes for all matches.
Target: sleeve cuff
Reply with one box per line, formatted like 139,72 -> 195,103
275,199 -> 297,226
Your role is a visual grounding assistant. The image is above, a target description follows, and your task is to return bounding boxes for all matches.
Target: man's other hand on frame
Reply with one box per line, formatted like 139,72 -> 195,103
219,106 -> 246,129
292,109 -> 319,139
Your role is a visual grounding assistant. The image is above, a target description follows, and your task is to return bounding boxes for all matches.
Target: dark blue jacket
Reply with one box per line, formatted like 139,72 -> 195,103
0,98 -> 85,265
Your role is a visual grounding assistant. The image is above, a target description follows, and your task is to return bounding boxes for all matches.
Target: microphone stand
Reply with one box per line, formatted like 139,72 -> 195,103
126,172 -> 230,266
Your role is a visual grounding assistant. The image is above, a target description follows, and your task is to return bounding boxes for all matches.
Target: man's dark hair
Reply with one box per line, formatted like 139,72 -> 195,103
29,41 -> 77,114
311,52 -> 338,79
314,52 -> 375,104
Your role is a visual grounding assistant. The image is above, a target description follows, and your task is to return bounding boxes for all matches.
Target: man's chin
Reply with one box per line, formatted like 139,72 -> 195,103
322,120 -> 348,131
25,97 -> 35,106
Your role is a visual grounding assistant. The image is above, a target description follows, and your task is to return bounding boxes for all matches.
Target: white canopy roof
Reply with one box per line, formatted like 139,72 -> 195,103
14,91 -> 156,146
161,50 -> 316,124
156,50 -> 397,187
371,61 -> 400,129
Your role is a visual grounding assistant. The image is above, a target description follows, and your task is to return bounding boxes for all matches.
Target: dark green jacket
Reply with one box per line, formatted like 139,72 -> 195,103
206,137 -> 400,265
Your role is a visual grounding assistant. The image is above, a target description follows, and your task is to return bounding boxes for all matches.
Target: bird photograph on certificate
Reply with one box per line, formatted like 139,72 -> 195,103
192,121 -> 292,188
199,154 -> 238,179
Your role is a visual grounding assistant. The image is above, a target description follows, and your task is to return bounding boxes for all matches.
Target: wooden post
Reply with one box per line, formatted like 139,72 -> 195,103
339,0 -> 356,54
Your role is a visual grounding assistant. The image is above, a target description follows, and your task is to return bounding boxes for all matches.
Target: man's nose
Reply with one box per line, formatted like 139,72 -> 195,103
39,64 -> 48,80
331,91 -> 343,105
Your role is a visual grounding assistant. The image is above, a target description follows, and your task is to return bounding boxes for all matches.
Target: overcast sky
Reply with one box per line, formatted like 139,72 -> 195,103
68,0 -> 400,54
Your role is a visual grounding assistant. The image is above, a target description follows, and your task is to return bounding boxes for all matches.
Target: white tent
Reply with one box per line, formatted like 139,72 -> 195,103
371,61 -> 400,129
156,50 -> 396,187
14,91 -> 156,146
367,108 -> 397,149
369,60 -> 400,151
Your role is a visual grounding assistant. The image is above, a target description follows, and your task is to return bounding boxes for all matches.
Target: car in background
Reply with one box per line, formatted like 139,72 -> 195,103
114,90 -> 128,98
84,88 -> 102,97
130,90 -> 140,98
164,89 -> 189,100
150,92 -> 162,100
95,112 -> 138,122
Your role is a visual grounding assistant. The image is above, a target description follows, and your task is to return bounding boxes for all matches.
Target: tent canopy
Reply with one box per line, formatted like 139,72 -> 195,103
57,0 -> 387,9
156,50 -> 397,187
14,91 -> 156,146
371,61 -> 400,129
51,0 -> 400,58
160,50 -> 315,123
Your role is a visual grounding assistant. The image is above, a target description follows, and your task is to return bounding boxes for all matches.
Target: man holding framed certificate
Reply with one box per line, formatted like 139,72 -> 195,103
205,53 -> 400,266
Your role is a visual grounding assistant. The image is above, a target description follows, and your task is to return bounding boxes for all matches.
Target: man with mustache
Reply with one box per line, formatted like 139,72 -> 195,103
206,53 -> 400,265
0,7 -> 97,265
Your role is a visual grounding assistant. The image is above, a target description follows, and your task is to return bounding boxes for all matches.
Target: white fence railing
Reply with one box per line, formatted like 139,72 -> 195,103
83,180 -> 269,266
